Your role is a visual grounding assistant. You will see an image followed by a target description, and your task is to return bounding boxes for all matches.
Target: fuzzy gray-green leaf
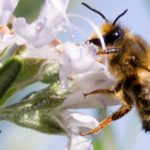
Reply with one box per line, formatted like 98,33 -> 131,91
0,56 -> 23,106
0,83 -> 67,134
0,58 -> 56,105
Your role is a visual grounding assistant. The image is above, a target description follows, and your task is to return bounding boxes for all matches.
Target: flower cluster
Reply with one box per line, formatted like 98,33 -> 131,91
0,0 -> 117,149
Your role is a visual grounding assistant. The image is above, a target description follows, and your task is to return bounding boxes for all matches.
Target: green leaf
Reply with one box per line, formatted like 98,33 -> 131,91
12,58 -> 49,87
0,58 -> 57,105
41,62 -> 59,84
0,83 -> 67,134
0,56 -> 23,106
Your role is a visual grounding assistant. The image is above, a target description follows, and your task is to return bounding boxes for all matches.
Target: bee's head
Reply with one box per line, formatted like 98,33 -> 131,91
82,2 -> 127,47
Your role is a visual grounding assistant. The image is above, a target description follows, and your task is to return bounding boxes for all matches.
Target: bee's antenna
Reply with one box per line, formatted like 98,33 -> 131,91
81,2 -> 108,22
113,9 -> 128,25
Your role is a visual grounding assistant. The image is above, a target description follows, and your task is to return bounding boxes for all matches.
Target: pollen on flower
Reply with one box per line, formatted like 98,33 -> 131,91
49,39 -> 62,47
49,38 -> 63,54
0,25 -> 11,34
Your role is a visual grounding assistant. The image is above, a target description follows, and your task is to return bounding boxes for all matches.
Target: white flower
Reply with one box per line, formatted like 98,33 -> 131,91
59,42 -> 113,89
0,0 -> 20,25
58,42 -> 118,149
0,0 -> 19,40
23,39 -> 62,61
64,112 -> 99,150
13,0 -> 70,48
61,42 -> 99,74
0,0 -> 26,50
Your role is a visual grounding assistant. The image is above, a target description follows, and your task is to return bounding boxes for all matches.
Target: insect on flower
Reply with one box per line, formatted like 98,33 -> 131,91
81,2 -> 150,136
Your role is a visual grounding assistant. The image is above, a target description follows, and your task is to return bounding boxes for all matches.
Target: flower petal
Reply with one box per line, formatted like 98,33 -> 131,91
64,112 -> 96,150
61,42 -> 98,74
64,112 -> 99,130
13,0 -> 69,47
59,42 -> 104,89
59,42 -> 118,109
0,0 -> 20,25
66,134 -> 93,150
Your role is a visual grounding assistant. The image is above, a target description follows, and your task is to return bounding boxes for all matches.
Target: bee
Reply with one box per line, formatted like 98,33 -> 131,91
81,2 -> 150,136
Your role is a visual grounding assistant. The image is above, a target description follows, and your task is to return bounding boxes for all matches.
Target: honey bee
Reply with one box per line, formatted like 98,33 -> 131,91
81,2 -> 150,136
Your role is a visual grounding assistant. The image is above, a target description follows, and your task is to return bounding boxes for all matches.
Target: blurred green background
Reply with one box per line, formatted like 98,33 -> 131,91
1,0 -> 150,150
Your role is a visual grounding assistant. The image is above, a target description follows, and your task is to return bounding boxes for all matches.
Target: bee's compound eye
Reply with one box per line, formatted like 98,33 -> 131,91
104,27 -> 123,45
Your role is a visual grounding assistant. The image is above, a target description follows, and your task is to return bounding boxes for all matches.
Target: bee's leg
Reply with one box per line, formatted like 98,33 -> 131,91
84,81 -> 122,97
80,104 -> 132,136
83,89 -> 114,97
96,48 -> 122,55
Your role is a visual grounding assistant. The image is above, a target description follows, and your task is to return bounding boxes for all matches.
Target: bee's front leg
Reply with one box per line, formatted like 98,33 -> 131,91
83,82 -> 122,97
83,88 -> 115,97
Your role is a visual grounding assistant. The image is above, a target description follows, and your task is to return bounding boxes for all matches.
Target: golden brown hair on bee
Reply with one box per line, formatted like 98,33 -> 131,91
81,2 -> 150,136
